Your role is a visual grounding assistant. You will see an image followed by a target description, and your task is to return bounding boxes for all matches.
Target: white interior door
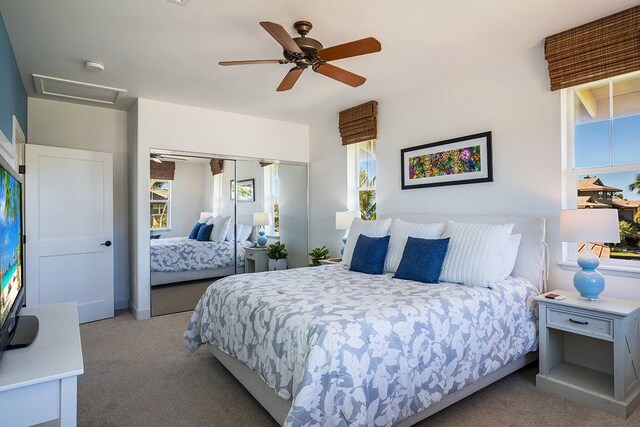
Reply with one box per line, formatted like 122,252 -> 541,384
25,144 -> 114,323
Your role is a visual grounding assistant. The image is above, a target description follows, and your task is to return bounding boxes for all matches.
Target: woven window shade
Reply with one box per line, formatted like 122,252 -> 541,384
259,161 -> 273,167
209,159 -> 224,176
150,160 -> 175,180
545,6 -> 640,91
339,101 -> 378,146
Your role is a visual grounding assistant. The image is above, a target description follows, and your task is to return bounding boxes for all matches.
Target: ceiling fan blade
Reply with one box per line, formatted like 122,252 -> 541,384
317,37 -> 381,62
219,59 -> 288,66
276,67 -> 304,92
314,63 -> 366,87
259,21 -> 303,54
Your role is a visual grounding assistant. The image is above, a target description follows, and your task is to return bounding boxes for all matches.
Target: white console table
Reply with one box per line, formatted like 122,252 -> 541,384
0,302 -> 84,426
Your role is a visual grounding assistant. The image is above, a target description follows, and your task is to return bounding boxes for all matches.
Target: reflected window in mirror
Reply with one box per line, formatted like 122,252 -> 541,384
347,140 -> 377,220
150,179 -> 171,230
212,170 -> 223,216
264,164 -> 280,236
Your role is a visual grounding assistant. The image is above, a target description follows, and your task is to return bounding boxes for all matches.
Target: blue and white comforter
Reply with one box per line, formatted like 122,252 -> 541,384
150,237 -> 251,272
185,265 -> 538,426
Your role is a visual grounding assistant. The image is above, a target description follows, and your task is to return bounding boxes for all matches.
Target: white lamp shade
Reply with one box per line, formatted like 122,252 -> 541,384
253,212 -> 271,226
336,211 -> 360,230
560,209 -> 620,243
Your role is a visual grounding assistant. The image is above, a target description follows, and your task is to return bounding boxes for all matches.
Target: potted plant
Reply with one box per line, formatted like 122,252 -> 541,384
308,246 -> 330,266
267,241 -> 288,271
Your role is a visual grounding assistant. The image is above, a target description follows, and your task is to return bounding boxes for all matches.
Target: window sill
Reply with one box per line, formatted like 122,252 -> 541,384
558,261 -> 640,279
151,228 -> 171,232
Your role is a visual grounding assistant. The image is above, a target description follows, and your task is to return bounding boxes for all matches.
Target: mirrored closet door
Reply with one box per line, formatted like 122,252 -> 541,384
149,150 -> 308,316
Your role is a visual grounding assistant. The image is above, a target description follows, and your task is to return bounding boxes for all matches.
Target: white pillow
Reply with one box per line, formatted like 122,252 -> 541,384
239,223 -> 253,242
342,218 -> 392,266
198,214 -> 213,224
439,221 -> 514,287
225,222 -> 238,242
384,219 -> 445,273
207,215 -> 231,242
496,233 -> 522,280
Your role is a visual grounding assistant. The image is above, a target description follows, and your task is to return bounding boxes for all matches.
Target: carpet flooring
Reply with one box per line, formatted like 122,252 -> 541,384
78,310 -> 638,427
151,280 -> 213,316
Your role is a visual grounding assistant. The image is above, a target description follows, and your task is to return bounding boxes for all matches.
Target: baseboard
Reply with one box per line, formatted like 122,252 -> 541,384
129,301 -> 150,320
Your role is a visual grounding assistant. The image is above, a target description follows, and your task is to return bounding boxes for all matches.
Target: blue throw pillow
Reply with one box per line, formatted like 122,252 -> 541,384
196,223 -> 213,241
189,222 -> 203,239
349,234 -> 390,275
394,237 -> 450,283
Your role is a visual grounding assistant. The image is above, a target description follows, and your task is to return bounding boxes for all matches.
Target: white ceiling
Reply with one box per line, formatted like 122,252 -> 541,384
1,0 -> 637,124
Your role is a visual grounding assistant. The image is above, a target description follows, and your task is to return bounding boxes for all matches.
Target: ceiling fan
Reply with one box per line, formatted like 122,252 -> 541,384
219,21 -> 381,91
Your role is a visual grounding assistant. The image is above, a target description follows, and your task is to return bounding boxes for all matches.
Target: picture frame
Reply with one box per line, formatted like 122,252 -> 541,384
400,131 -> 492,190
230,178 -> 255,202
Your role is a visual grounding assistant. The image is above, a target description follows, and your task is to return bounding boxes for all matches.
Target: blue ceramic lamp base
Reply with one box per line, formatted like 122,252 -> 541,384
574,242 -> 605,301
257,228 -> 268,247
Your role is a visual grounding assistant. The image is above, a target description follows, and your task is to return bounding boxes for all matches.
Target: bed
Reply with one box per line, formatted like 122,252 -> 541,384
150,237 -> 252,286
184,214 -> 547,426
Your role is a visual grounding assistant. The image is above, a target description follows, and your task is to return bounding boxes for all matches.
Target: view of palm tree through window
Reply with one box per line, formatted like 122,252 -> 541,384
150,179 -> 171,229
573,74 -> 640,261
358,141 -> 377,220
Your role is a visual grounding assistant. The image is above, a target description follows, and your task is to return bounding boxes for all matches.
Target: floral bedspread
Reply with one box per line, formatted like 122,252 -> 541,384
150,237 -> 250,272
184,265 -> 538,426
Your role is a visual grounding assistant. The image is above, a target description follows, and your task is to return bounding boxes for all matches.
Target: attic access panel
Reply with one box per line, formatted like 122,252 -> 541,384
33,74 -> 127,105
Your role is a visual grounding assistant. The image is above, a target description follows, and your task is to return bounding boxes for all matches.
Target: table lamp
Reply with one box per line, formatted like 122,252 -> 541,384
335,211 -> 360,255
560,209 -> 620,300
253,212 -> 271,247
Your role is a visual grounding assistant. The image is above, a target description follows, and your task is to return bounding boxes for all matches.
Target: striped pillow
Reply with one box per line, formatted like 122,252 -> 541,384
384,219 -> 445,273
439,220 -> 514,287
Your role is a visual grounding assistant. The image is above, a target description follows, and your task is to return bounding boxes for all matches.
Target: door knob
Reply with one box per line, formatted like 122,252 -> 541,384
101,240 -> 112,247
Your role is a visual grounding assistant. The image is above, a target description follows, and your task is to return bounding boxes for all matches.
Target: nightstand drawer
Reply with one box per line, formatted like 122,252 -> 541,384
246,251 -> 256,260
547,307 -> 613,340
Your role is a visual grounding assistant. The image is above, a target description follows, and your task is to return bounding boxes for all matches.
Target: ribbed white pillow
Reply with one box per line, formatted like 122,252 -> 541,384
384,219 -> 445,273
239,223 -> 253,242
342,218 -> 392,266
225,222 -> 238,241
439,220 -> 514,287
207,215 -> 231,242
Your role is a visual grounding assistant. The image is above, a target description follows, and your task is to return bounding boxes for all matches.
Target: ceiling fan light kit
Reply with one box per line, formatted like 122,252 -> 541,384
219,20 -> 381,91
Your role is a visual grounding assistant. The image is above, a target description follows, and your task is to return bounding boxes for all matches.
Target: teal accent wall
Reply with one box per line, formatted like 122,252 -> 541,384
0,12 -> 26,140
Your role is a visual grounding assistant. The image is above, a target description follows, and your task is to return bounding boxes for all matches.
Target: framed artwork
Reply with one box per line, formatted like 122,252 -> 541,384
401,131 -> 492,190
230,178 -> 255,202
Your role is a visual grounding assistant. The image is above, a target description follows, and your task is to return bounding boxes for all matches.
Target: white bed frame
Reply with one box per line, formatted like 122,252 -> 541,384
208,214 -> 547,426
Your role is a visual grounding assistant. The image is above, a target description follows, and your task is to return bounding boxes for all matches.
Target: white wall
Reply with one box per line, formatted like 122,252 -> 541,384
309,45 -> 640,302
131,98 -> 309,319
28,97 -> 130,309
156,161 -> 205,238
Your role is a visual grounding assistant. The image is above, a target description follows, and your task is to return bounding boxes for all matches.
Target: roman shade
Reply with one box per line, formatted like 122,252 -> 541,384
150,160 -> 175,180
259,161 -> 273,168
545,6 -> 640,91
339,100 -> 378,146
209,159 -> 224,176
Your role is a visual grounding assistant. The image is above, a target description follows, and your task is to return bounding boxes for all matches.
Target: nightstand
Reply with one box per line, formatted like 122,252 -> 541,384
535,290 -> 640,418
319,258 -> 342,265
244,247 -> 269,273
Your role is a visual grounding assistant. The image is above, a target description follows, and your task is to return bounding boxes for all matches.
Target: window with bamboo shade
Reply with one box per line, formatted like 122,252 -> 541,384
209,159 -> 224,176
150,160 -> 175,181
545,6 -> 640,91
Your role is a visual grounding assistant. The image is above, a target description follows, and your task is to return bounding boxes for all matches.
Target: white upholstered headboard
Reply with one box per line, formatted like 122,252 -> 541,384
382,214 -> 547,292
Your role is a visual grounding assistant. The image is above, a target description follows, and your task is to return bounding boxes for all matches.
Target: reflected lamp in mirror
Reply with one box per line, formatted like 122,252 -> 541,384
335,211 -> 360,255
253,212 -> 272,247
560,209 -> 620,300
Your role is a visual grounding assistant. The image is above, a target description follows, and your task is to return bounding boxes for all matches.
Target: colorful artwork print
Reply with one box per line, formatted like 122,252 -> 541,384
0,168 -> 22,328
401,131 -> 492,190
409,145 -> 482,180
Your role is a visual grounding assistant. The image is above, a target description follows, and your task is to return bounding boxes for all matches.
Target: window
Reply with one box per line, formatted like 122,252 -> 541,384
150,179 -> 171,229
263,164 -> 279,235
565,72 -> 640,264
347,140 -> 377,220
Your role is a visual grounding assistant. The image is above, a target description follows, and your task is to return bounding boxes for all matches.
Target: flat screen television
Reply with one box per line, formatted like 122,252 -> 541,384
0,154 -> 37,365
